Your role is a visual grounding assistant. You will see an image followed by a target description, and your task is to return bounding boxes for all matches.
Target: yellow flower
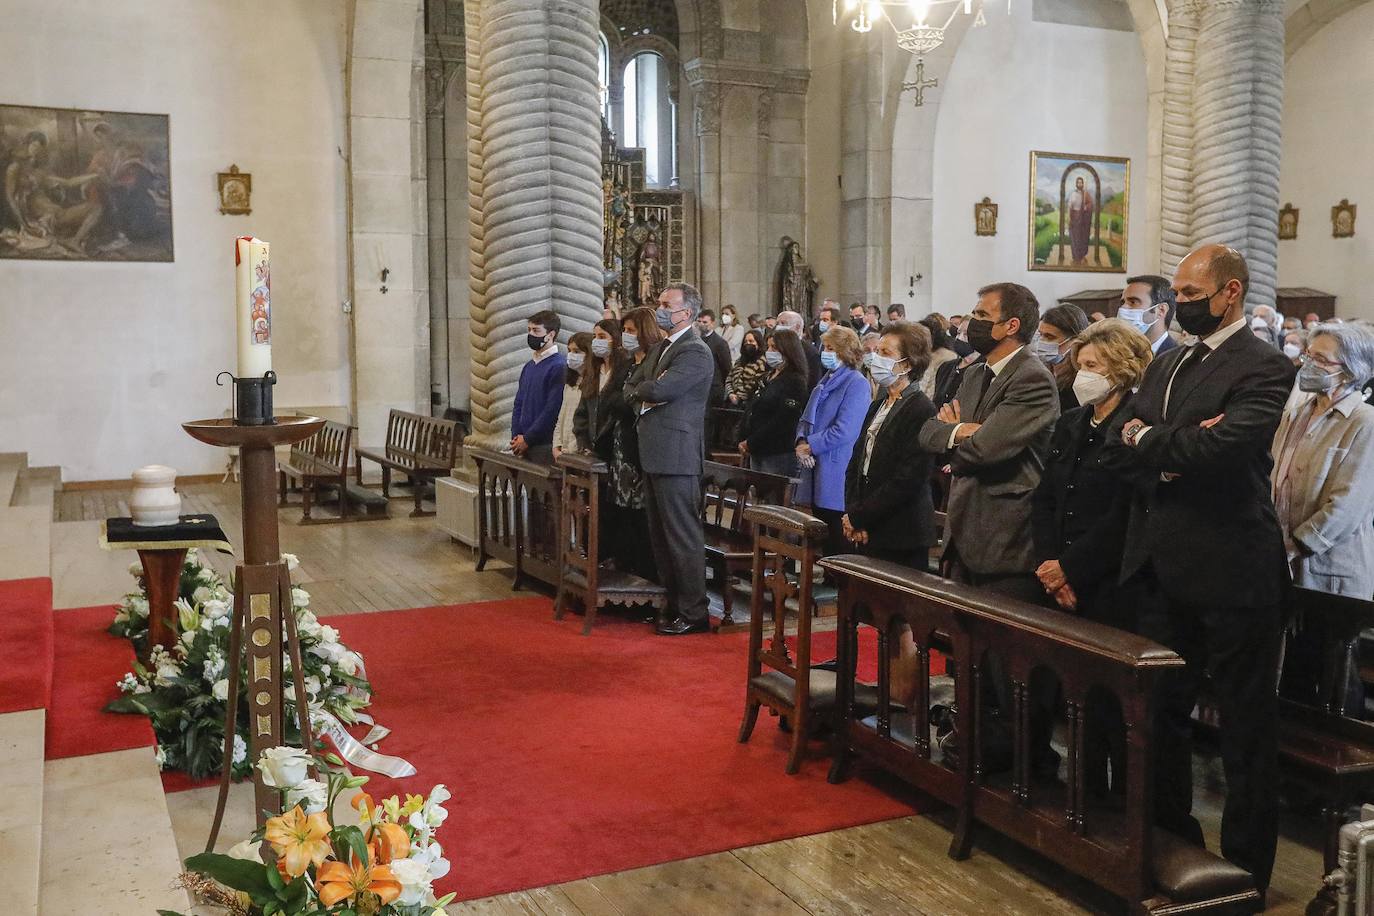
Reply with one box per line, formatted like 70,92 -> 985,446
401,793 -> 425,817
382,795 -> 402,821
264,805 -> 331,877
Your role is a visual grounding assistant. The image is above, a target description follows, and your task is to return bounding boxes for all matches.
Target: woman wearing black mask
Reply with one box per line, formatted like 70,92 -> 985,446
725,328 -> 769,407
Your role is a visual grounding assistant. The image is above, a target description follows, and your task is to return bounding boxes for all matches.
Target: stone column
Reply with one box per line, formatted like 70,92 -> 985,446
1190,0 -> 1284,308
461,0 -> 603,445
1161,0 -> 1284,306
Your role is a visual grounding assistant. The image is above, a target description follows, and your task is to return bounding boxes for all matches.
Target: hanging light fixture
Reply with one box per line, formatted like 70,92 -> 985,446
835,0 -> 1006,55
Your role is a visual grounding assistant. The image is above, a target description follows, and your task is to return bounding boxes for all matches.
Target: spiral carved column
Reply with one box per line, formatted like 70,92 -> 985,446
1186,0 -> 1285,307
1159,3 -> 1198,279
462,0 -> 603,445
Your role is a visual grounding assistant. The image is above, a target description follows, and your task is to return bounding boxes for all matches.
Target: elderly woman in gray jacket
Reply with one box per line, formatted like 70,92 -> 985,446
1271,321 -> 1374,598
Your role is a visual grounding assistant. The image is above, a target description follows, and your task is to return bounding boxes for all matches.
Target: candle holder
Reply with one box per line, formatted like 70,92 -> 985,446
183,411 -> 324,847
217,371 -> 278,426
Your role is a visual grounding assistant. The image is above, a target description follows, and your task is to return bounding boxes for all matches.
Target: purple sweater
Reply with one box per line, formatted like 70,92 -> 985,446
511,352 -> 566,446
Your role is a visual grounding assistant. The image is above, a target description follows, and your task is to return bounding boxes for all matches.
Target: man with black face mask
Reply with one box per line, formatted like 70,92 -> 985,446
510,309 -> 566,464
1099,244 -> 1295,895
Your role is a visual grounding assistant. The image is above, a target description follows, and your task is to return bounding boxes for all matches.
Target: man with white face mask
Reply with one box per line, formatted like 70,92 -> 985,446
1118,274 -> 1178,355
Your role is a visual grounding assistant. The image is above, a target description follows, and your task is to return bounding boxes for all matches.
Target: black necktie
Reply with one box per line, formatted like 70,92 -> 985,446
1164,342 -> 1210,417
973,364 -> 994,413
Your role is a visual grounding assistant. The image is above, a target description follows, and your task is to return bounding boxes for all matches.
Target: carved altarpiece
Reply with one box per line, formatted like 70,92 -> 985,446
602,122 -> 687,308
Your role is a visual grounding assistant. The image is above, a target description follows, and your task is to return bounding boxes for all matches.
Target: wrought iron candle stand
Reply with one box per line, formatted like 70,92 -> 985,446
184,375 -> 325,847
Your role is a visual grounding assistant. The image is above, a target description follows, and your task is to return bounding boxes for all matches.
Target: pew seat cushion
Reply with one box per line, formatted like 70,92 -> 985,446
1149,829 -> 1256,903
562,567 -> 666,600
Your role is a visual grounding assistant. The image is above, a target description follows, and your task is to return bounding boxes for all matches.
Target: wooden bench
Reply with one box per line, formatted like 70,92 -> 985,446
822,555 -> 1262,915
553,452 -> 666,634
277,420 -> 386,523
468,446 -> 563,591
355,410 -> 462,517
701,460 -> 792,629
708,405 -> 746,466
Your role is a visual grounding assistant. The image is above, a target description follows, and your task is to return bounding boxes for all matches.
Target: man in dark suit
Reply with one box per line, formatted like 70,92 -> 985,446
1103,244 -> 1295,892
919,282 -> 1061,775
1119,274 -> 1179,356
629,283 -> 716,635
696,308 -> 732,402
918,282 -> 1060,597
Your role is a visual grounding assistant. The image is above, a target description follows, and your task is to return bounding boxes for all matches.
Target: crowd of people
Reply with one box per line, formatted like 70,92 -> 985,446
508,244 -> 1374,893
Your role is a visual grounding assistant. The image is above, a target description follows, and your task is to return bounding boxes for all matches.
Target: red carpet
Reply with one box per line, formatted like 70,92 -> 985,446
325,598 -> 921,902
0,577 -> 54,713
45,605 -> 154,758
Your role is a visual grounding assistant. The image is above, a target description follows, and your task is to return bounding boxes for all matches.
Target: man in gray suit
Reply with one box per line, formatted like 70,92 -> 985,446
629,282 -> 716,635
919,282 -> 1061,774
918,281 -> 1060,598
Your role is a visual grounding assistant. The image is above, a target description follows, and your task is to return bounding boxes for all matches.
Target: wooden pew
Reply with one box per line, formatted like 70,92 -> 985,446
277,420 -> 386,523
354,409 -> 462,517
821,555 -> 1262,915
701,460 -> 792,629
553,453 -> 665,634
467,446 -> 562,591
708,405 -> 746,466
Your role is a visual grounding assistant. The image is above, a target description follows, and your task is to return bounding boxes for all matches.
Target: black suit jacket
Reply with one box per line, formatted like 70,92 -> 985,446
702,330 -> 732,404
803,342 -> 824,393
1103,324 -> 1296,607
844,384 -> 938,552
574,359 -> 633,461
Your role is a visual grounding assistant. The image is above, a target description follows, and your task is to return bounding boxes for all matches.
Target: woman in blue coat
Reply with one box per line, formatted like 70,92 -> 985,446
794,324 -> 875,555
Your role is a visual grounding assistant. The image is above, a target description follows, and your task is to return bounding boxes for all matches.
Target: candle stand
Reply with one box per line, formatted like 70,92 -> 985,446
183,409 -> 324,848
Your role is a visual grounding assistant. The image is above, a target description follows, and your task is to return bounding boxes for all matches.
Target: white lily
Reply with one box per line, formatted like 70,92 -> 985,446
257,745 -> 311,789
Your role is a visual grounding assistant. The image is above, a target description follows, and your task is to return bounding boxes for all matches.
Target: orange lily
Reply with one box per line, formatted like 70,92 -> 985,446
315,856 -> 401,907
264,805 -> 331,878
371,822 -> 411,865
351,791 -> 381,826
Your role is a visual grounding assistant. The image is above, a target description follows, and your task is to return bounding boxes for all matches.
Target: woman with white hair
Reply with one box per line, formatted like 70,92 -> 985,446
1271,321 -> 1374,598
1271,321 -> 1374,713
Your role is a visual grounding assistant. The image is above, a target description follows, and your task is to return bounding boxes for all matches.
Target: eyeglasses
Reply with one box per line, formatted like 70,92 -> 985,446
1300,353 -> 1343,372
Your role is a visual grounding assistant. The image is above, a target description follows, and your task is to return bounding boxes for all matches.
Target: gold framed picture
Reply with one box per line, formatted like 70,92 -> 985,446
1278,203 -> 1299,241
1028,151 -> 1130,273
974,197 -> 998,236
1332,199 -> 1356,238
217,164 -> 251,216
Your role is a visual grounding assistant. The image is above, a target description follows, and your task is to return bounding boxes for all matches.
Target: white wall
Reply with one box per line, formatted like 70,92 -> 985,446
921,6 -> 1150,315
1278,2 -> 1374,320
0,0 -> 351,481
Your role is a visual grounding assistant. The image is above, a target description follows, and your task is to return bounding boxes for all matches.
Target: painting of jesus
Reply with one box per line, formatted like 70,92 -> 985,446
1028,151 -> 1129,273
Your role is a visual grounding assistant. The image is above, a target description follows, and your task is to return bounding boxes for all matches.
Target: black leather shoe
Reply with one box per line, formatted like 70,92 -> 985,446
657,616 -> 710,635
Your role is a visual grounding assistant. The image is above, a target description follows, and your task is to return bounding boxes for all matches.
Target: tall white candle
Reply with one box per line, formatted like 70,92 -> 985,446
235,236 -> 272,377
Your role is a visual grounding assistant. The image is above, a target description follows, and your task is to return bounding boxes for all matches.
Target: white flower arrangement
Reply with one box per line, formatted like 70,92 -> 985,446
107,550 -> 374,780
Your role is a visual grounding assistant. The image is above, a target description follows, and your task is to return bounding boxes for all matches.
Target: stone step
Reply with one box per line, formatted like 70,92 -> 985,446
12,467 -> 60,512
39,748 -> 188,915
0,710 -> 46,916
0,506 -> 52,581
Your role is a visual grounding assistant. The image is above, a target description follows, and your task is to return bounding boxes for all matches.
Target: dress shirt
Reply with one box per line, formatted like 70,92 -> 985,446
948,345 -> 1024,449
532,342 -> 559,364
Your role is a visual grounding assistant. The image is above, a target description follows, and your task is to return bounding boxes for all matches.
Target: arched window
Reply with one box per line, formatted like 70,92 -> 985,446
597,33 -> 611,123
622,51 -> 674,188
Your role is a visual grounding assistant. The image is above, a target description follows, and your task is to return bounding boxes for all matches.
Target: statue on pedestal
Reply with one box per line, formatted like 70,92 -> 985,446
635,230 -> 663,306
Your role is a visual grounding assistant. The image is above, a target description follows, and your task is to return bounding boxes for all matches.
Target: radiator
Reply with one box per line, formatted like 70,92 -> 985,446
1323,805 -> 1374,916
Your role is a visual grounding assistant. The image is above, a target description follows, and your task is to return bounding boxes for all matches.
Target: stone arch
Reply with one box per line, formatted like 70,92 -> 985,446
1286,0 -> 1373,59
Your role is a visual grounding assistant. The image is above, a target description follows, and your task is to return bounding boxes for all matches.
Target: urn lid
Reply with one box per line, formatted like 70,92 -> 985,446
132,464 -> 178,484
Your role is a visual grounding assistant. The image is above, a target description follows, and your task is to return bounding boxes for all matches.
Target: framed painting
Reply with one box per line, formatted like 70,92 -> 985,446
0,103 -> 172,261
1028,151 -> 1129,273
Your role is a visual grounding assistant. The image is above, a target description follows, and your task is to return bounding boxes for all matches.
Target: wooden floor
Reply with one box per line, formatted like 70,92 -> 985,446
61,482 -> 1328,914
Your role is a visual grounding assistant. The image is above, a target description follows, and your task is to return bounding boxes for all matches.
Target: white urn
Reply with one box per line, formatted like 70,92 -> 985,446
130,465 -> 181,527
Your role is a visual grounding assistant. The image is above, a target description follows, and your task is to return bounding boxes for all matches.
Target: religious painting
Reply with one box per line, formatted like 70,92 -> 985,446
974,197 -> 998,236
1278,203 -> 1299,241
1028,151 -> 1130,273
218,164 -> 251,216
1332,199 -> 1356,238
0,103 -> 172,261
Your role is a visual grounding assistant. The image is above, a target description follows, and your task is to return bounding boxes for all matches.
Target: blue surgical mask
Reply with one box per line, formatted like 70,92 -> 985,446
764,350 -> 784,368
621,332 -> 639,354
655,307 -> 678,331
820,351 -> 840,370
1116,306 -> 1157,335
591,338 -> 611,358
868,354 -> 906,387
566,352 -> 585,371
818,321 -> 831,334
1033,338 -> 1065,364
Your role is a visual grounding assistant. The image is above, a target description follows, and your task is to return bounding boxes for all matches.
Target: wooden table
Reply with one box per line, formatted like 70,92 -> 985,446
100,515 -> 233,654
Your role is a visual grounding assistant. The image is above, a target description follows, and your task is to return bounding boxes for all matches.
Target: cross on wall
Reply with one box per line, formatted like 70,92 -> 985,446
902,58 -> 939,107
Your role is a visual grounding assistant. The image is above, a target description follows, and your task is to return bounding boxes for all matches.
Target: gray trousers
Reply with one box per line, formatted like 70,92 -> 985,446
643,473 -> 708,624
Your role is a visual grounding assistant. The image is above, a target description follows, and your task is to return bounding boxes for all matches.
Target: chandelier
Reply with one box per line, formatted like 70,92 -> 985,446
832,0 -> 1003,56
